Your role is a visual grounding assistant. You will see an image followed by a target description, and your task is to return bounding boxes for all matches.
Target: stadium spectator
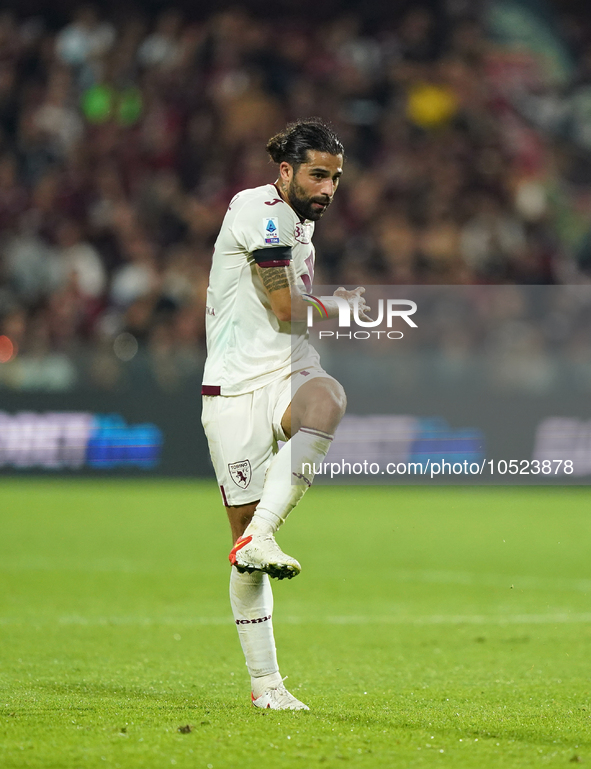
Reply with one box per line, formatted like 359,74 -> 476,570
55,5 -> 115,70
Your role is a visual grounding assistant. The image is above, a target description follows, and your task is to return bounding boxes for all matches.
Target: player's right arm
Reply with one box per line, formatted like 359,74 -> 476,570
255,262 -> 369,323
255,264 -> 293,322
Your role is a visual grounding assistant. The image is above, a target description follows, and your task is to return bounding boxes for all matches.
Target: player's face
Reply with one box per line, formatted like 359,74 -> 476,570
281,151 -> 343,221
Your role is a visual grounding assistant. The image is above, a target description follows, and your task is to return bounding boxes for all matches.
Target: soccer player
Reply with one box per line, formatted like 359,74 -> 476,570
201,118 -> 369,710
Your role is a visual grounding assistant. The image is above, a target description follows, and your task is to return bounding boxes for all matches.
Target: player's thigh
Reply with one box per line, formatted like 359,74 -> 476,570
202,392 -> 275,508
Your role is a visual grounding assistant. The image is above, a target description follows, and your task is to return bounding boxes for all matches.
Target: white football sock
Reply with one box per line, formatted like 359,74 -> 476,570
229,568 -> 281,696
245,426 -> 333,537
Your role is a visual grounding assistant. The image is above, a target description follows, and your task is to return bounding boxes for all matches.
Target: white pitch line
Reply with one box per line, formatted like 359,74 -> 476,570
318,613 -> 591,625
1,613 -> 591,627
2,563 -> 590,594
390,570 -> 591,594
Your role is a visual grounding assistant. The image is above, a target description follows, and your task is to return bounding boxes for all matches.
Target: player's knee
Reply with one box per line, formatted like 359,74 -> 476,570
334,381 -> 347,416
324,381 -> 347,423
296,377 -> 347,432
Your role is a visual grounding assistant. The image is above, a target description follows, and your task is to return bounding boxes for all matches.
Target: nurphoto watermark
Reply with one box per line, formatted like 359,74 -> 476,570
307,297 -> 418,341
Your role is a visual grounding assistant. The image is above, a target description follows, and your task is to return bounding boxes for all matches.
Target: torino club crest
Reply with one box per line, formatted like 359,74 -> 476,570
228,459 -> 252,488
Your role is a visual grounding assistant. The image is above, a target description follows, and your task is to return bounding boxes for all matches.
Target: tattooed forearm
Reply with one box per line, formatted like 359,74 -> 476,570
257,265 -> 291,293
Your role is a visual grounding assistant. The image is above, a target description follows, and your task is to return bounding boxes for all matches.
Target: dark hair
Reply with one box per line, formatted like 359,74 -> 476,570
266,118 -> 344,167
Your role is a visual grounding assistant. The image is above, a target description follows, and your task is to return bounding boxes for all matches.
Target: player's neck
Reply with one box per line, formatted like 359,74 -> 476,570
273,181 -> 289,206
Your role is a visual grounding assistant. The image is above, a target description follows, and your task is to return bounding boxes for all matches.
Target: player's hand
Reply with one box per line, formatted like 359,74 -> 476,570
334,286 -> 372,322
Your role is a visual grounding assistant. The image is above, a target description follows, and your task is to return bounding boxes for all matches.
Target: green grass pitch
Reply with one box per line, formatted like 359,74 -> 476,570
1,481 -> 590,768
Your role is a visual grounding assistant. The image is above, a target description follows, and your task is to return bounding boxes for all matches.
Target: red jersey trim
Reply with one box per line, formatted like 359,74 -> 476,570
257,259 -> 291,268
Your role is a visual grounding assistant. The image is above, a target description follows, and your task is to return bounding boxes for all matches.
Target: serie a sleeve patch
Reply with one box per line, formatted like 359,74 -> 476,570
263,216 -> 280,244
252,246 -> 292,267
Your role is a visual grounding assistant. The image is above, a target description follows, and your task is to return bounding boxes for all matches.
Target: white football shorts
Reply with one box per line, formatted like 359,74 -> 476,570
201,366 -> 335,506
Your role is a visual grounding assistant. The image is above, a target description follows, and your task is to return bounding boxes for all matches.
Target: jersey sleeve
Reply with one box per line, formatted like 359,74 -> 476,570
232,197 -> 296,256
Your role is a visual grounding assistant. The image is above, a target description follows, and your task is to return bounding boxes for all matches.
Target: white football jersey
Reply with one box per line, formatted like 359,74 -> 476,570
202,183 -> 321,395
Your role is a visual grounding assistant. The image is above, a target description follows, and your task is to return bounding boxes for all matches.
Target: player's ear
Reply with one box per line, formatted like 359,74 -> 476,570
278,161 -> 293,184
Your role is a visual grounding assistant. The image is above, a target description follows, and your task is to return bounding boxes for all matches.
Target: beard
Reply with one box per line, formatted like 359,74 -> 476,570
287,178 -> 331,221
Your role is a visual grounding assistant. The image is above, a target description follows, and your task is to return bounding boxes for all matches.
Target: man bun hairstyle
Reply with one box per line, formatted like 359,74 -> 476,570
267,118 -> 344,167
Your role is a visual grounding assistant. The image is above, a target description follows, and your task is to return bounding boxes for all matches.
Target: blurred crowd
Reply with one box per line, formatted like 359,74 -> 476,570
2,2 -> 591,389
